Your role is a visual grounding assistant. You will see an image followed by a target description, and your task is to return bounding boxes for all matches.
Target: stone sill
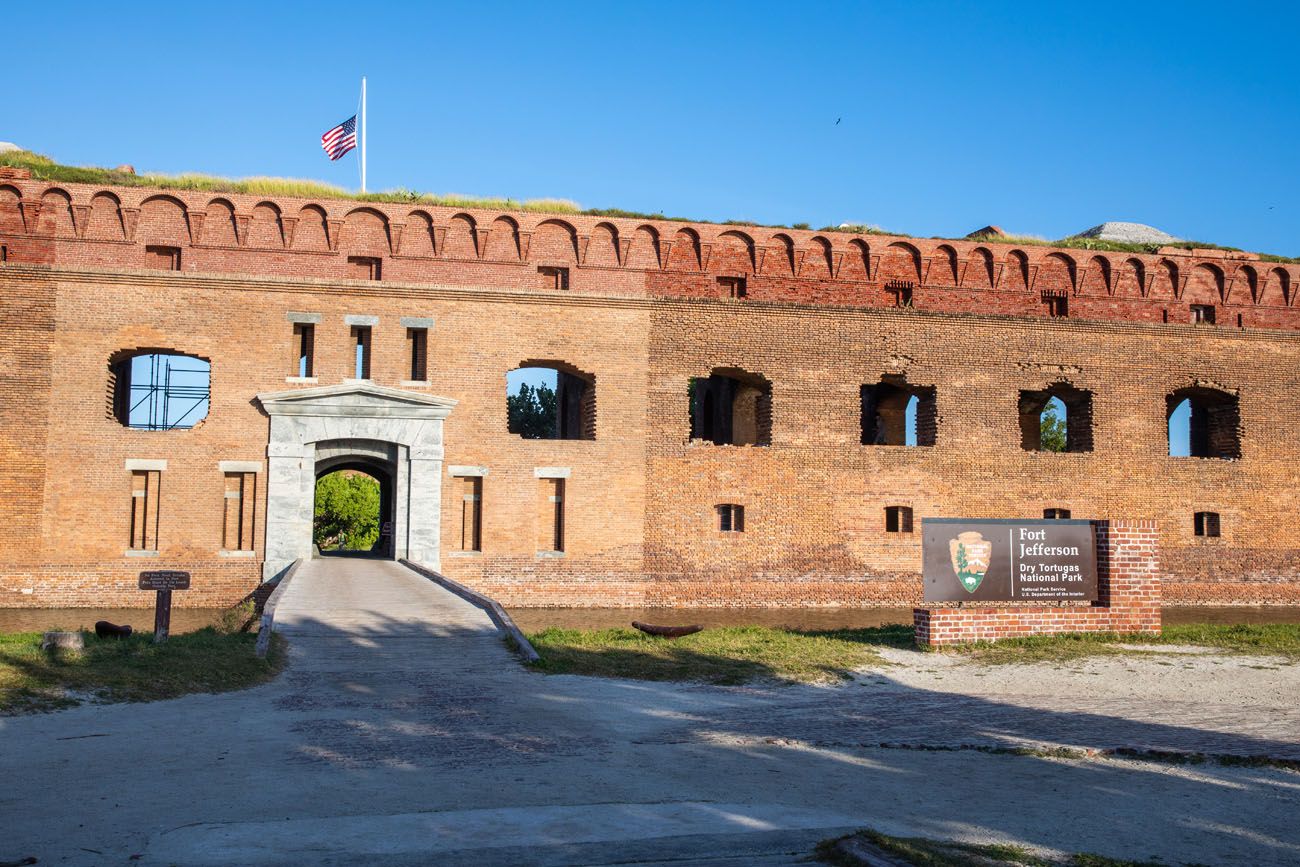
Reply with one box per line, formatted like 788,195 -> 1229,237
218,550 -> 258,558
284,376 -> 318,385
124,549 -> 159,558
447,551 -> 483,558
536,551 -> 566,559
400,380 -> 430,388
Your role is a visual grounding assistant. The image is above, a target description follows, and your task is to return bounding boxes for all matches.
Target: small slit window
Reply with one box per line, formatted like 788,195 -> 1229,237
717,504 -> 745,533
1194,511 -> 1221,538
351,325 -> 372,379
408,327 -> 429,382
884,506 -> 913,533
1044,295 -> 1068,318
1043,508 -> 1072,520
292,323 -> 315,378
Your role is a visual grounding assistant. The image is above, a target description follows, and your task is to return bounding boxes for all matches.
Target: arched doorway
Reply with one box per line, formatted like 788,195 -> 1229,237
256,383 -> 457,581
313,439 -> 397,558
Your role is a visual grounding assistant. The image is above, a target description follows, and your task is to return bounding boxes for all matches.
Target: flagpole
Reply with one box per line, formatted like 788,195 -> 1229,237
360,76 -> 367,193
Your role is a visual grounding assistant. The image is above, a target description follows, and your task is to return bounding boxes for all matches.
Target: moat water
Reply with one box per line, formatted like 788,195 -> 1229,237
2,605 -> 1298,635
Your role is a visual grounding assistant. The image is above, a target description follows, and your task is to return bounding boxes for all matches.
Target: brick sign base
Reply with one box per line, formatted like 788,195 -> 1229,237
914,520 -> 1160,646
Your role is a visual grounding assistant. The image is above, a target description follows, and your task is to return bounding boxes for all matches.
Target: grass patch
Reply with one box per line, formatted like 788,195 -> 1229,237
818,829 -> 1179,866
0,625 -> 285,715
527,624 -> 912,685
943,623 -> 1300,664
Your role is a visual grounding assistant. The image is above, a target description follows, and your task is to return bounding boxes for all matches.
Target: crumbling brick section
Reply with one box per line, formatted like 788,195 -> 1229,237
913,520 -> 1161,646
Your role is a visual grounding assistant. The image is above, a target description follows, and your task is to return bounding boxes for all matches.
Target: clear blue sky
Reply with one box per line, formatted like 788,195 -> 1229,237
6,1 -> 1297,255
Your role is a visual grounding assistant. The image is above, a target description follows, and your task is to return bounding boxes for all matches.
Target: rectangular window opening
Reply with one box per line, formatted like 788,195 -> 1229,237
538,266 -> 570,291
407,327 -> 428,382
351,325 -> 372,380
717,504 -> 745,533
130,469 -> 161,551
1043,508 -> 1072,520
1194,511 -> 1221,537
144,245 -> 181,271
460,476 -> 482,552
292,323 -> 315,378
1044,295 -> 1068,318
346,256 -> 381,280
886,280 -> 914,307
1191,304 -> 1216,325
539,478 -> 565,552
1,244 -> 8,262
223,472 -> 256,551
884,505 -> 913,533
718,276 -> 747,299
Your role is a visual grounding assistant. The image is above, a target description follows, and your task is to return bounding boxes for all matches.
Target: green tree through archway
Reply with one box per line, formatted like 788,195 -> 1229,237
313,471 -> 380,551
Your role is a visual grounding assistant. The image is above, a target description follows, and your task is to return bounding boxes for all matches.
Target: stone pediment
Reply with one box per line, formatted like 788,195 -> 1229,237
257,382 -> 457,420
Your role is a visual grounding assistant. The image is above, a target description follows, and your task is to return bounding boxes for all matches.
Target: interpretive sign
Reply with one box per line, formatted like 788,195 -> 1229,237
922,518 -> 1097,602
139,570 -> 191,642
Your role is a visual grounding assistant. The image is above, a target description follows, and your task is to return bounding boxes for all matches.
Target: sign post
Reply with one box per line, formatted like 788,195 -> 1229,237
138,570 -> 191,643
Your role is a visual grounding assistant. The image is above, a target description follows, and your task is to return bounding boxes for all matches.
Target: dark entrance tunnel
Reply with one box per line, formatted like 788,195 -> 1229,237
313,456 -> 395,559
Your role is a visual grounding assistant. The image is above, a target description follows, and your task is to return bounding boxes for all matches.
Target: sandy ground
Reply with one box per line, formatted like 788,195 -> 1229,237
1,559 -> 1297,866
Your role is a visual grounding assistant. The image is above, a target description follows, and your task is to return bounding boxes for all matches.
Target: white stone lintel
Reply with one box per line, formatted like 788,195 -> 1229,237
219,460 -> 263,474
344,314 -> 380,326
285,311 -> 322,324
534,466 -> 571,479
400,316 -> 434,329
448,465 -> 489,477
125,459 -> 167,471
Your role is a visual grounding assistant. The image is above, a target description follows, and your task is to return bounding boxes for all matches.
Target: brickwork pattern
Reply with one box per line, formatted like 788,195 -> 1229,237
1,179 -> 1298,608
914,520 -> 1161,645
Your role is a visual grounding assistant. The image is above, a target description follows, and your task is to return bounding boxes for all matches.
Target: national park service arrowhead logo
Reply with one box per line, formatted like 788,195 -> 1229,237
949,531 -> 993,593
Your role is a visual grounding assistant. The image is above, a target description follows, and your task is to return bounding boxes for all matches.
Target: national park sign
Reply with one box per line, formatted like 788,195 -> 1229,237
922,518 -> 1098,602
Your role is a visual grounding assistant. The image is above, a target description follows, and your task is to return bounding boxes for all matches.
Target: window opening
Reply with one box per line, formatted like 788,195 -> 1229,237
1167,388 -> 1240,459
885,506 -> 913,533
1194,511 -> 1221,537
538,266 -> 569,290
718,504 -> 745,532
223,472 -> 256,551
111,352 -> 210,430
460,476 -> 482,552
1044,295 -> 1068,318
540,478 -> 565,552
292,323 -> 315,378
1019,385 -> 1093,453
407,327 -> 428,381
689,368 -> 772,446
347,256 -> 381,280
886,279 -> 914,307
1191,304 -> 1215,325
351,325 -> 372,379
718,276 -> 747,298
130,470 -> 161,550
145,245 -> 181,271
861,379 -> 936,446
507,364 -> 596,440
1043,508 -> 1071,520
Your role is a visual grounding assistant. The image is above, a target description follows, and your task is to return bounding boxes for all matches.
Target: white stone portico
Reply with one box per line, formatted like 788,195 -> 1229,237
256,383 -> 456,580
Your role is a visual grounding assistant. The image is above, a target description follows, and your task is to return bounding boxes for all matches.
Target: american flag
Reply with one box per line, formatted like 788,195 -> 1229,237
321,115 -> 357,161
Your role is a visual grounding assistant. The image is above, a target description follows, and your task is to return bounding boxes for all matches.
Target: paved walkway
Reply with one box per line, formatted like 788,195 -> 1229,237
1,558 -> 1297,866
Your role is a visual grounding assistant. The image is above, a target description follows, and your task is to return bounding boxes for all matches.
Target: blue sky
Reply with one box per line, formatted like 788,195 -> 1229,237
6,1 -> 1297,255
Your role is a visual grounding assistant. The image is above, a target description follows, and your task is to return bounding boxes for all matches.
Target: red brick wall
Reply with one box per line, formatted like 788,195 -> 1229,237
0,179 -> 1298,609
914,520 -> 1161,645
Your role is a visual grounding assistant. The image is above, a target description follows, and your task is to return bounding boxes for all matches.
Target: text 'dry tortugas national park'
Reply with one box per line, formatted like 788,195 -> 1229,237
3,165 -> 1299,614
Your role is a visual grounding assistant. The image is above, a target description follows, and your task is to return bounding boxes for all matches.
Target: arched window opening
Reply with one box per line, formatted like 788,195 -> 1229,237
506,363 -> 596,440
313,470 -> 382,553
1167,387 -> 1240,459
861,379 -> 936,446
689,368 -> 772,446
109,351 -> 210,430
1019,385 -> 1092,453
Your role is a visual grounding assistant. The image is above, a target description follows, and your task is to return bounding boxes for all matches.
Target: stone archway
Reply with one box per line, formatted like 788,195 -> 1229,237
256,383 -> 457,581
314,439 -> 397,558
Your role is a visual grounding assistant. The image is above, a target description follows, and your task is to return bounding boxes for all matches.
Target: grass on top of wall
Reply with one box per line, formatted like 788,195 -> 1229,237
526,622 -> 1300,684
0,621 -> 285,715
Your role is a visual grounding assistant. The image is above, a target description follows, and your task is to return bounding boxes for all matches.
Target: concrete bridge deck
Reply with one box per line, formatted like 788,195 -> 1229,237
1,557 -> 1297,865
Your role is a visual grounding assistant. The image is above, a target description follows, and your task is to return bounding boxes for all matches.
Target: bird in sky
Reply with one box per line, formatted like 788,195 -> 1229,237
835,117 -> 842,125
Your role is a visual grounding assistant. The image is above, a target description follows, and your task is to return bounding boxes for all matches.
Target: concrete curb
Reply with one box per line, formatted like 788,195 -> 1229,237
254,558 -> 302,657
400,559 -> 541,663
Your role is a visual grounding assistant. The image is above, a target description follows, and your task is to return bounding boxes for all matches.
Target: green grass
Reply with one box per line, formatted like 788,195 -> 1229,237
526,622 -> 1299,684
527,624 -> 911,685
0,625 -> 285,715
818,829 -> 1179,867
